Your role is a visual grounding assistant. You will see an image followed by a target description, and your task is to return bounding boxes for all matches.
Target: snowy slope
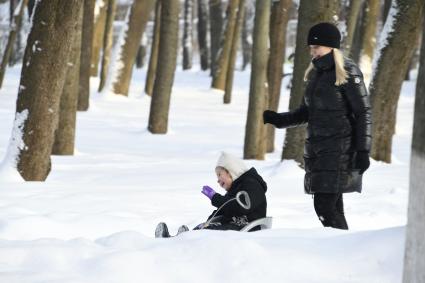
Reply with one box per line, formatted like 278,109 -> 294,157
0,65 -> 414,282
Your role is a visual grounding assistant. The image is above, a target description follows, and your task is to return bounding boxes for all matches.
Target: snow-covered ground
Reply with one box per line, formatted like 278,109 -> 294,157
0,65 -> 415,282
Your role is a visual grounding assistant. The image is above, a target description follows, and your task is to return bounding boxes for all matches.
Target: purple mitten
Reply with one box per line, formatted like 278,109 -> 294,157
201,185 -> 216,200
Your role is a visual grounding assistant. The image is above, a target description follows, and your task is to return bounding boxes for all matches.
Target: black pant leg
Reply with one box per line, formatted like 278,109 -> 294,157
314,193 -> 348,230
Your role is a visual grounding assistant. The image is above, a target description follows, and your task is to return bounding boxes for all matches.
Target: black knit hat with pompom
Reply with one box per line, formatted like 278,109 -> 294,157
307,22 -> 341,49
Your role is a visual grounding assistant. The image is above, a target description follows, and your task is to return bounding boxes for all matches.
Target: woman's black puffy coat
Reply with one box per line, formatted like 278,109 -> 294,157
272,52 -> 371,194
209,167 -> 267,223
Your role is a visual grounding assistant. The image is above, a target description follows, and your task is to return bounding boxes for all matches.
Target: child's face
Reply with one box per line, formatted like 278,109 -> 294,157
216,168 -> 233,191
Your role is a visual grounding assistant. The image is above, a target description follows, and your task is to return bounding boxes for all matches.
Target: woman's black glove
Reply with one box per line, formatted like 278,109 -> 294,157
263,110 -> 279,125
355,151 -> 370,174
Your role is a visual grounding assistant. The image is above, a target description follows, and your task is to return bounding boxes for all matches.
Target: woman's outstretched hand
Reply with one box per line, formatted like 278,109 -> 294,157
263,110 -> 278,125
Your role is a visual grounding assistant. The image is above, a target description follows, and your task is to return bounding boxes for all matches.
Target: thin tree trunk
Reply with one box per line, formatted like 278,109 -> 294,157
197,0 -> 209,70
112,0 -> 156,96
403,13 -> 425,282
27,0 -> 35,16
343,0 -> 363,57
211,0 -> 239,90
135,43 -> 147,68
223,0 -> 245,104
351,1 -> 366,64
281,0 -> 339,164
183,0 -> 194,70
266,0 -> 292,153
148,0 -> 179,134
382,0 -> 392,23
14,0 -> 82,181
98,0 -> 116,92
0,0 -> 28,89
359,0 -> 379,85
241,0 -> 253,71
90,0 -> 107,76
52,7 -> 83,155
370,0 -> 424,163
78,0 -> 95,111
145,0 -> 161,96
9,0 -> 25,66
243,0 -> 270,160
209,0 -> 223,77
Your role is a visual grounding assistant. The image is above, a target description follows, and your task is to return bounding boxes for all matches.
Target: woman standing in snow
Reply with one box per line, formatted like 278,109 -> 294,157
155,152 -> 268,237
263,23 -> 372,230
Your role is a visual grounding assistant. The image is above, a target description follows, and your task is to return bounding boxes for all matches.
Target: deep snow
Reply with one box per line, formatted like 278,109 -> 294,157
0,64 -> 415,282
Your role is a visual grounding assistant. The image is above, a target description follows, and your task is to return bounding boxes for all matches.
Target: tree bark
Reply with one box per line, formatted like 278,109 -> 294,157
148,0 -> 179,134
78,0 -> 95,111
135,43 -> 147,68
145,0 -> 161,96
359,0 -> 379,85
90,0 -> 107,76
209,0 -> 223,77
52,6 -> 83,155
403,13 -> 425,282
223,0 -> 245,104
243,0 -> 270,160
183,0 -> 194,70
15,0 -> 82,181
98,0 -> 116,92
382,0 -> 392,23
112,0 -> 155,96
197,0 -> 209,70
281,0 -> 339,164
211,0 -> 239,91
241,0 -> 253,71
350,1 -> 366,64
0,0 -> 28,89
370,0 -> 424,163
266,0 -> 292,152
342,0 -> 363,57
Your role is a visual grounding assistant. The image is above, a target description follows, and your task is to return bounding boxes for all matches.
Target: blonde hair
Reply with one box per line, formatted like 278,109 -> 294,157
304,48 -> 348,86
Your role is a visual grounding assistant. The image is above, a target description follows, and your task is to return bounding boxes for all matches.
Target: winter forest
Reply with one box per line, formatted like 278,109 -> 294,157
0,0 -> 424,282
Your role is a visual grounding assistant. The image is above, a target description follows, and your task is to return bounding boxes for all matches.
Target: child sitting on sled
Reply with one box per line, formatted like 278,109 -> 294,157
155,152 -> 268,238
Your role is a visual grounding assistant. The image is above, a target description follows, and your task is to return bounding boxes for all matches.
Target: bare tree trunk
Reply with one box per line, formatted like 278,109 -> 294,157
382,0 -> 392,23
209,0 -> 223,77
183,0 -> 194,70
78,0 -> 95,111
0,0 -> 28,89
281,0 -> 339,164
211,0 -> 239,90
9,0 -> 25,66
370,0 -> 424,163
52,7 -> 83,155
403,14 -> 425,282
136,39 -> 147,69
266,0 -> 292,153
98,0 -> 116,92
243,0 -> 270,160
343,0 -> 363,57
27,0 -> 35,16
223,0 -> 245,104
197,0 -> 209,70
14,0 -> 82,181
351,1 -> 367,64
359,0 -> 379,85
145,0 -> 161,96
241,0 -> 253,71
112,0 -> 155,96
90,0 -> 107,76
148,0 -> 179,134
